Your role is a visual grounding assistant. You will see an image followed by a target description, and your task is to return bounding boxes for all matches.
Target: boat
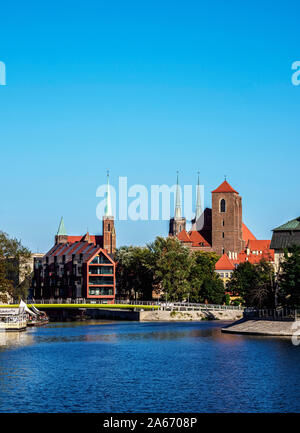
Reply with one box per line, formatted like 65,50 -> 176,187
26,303 -> 49,326
0,307 -> 27,331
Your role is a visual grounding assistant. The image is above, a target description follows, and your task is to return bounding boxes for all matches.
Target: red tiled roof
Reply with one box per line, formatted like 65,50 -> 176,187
188,230 -> 211,247
242,223 -> 256,244
177,229 -> 192,243
212,180 -> 238,194
247,239 -> 271,251
215,254 -> 235,270
67,235 -> 103,245
238,249 -> 274,264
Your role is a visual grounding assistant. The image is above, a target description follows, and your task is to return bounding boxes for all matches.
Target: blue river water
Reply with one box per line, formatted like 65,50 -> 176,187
0,320 -> 299,413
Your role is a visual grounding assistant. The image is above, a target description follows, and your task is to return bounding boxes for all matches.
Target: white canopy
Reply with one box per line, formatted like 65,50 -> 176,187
19,299 -> 37,316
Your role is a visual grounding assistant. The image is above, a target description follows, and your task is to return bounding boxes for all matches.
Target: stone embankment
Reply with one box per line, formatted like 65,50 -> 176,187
139,309 -> 243,321
222,319 -> 296,336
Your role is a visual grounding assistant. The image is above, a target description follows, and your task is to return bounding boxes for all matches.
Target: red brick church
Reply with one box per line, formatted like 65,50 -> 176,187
169,175 -> 274,281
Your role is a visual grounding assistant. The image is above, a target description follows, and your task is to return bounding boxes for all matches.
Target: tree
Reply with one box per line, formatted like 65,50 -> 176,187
0,231 -> 32,301
278,245 -> 300,307
189,251 -> 224,303
147,236 -> 192,301
115,246 -> 154,300
227,259 -> 275,308
200,277 -> 226,304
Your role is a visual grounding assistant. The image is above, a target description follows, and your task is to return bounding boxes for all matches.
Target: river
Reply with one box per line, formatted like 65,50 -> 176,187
0,320 -> 299,413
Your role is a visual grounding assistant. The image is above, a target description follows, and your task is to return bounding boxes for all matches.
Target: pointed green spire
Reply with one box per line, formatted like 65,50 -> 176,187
57,217 -> 67,236
104,170 -> 113,217
175,170 -> 182,219
195,171 -> 202,220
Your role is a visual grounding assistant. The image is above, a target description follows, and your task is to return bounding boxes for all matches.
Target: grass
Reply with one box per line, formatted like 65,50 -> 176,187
0,303 -> 159,311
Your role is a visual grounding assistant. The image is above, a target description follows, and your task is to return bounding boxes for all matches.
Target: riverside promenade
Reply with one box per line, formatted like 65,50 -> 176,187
222,319 -> 296,336
222,307 -> 300,336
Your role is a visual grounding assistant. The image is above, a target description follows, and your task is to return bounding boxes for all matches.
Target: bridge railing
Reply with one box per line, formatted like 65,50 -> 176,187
15,298 -> 243,311
244,307 -> 297,321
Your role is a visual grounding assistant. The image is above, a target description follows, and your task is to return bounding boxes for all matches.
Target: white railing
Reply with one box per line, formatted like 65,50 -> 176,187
16,298 -> 243,311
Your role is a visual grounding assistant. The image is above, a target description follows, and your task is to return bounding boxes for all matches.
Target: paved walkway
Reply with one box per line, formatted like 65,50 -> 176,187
222,319 -> 296,336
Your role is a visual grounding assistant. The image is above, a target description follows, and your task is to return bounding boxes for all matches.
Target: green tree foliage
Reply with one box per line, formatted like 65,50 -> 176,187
189,251 -> 224,304
115,246 -> 154,300
227,259 -> 275,308
147,237 -> 192,301
0,231 -> 32,302
116,237 -> 226,303
278,245 -> 300,307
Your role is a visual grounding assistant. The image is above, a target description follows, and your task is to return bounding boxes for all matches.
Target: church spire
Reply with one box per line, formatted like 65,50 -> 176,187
105,170 -> 113,217
174,171 -> 182,219
195,172 -> 202,220
57,216 -> 67,235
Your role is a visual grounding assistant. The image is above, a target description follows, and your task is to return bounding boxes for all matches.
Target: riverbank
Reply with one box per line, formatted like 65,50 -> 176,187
221,319 -> 296,336
140,309 -> 243,321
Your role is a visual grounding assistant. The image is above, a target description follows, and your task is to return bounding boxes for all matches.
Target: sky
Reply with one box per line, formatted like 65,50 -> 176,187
0,0 -> 299,252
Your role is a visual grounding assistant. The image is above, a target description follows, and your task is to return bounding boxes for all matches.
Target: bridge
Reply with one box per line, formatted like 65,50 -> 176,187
0,299 -> 243,322
2,298 -> 243,312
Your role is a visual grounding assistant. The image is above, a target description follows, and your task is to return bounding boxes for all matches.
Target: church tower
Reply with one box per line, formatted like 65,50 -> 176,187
191,172 -> 203,231
211,179 -> 245,256
55,217 -> 68,244
169,172 -> 186,237
102,171 -> 116,255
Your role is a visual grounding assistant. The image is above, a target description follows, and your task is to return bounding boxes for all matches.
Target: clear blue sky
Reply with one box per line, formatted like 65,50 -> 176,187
0,0 -> 299,252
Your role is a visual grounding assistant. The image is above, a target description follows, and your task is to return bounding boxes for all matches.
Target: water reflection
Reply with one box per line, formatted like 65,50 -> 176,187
0,321 -> 299,413
0,331 -> 34,350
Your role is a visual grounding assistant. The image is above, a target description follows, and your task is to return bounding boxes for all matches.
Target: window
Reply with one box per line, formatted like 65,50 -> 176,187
220,199 -> 226,213
222,220 -> 225,226
89,276 -> 114,285
222,232 -> 225,238
222,248 -> 225,254
108,223 -> 111,231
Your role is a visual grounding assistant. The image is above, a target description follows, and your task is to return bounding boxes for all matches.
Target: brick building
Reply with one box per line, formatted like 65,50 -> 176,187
270,216 -> 300,272
33,174 -> 116,302
169,175 -> 274,281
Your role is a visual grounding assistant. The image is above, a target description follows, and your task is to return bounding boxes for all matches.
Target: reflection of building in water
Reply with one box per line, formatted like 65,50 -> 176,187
0,331 -> 34,348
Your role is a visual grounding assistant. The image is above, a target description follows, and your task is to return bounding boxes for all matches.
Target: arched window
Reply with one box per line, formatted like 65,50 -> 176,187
220,199 -> 226,213
108,223 -> 111,231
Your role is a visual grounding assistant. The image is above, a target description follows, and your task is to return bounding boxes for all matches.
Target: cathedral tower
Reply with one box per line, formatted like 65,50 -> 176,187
102,171 -> 116,255
169,172 -> 186,237
211,179 -> 245,256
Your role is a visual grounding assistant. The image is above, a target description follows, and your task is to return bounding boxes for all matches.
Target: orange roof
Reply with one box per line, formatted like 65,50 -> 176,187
238,249 -> 274,264
215,254 -> 235,270
212,180 -> 238,194
177,229 -> 192,243
188,230 -> 211,247
242,223 -> 256,244
67,235 -> 103,245
247,239 -> 271,251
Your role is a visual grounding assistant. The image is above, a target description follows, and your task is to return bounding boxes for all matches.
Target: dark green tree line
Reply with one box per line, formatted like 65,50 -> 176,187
0,231 -> 32,302
116,236 -> 225,304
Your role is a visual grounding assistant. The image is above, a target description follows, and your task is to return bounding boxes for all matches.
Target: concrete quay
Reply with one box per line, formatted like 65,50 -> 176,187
140,309 -> 243,321
222,319 -> 296,336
